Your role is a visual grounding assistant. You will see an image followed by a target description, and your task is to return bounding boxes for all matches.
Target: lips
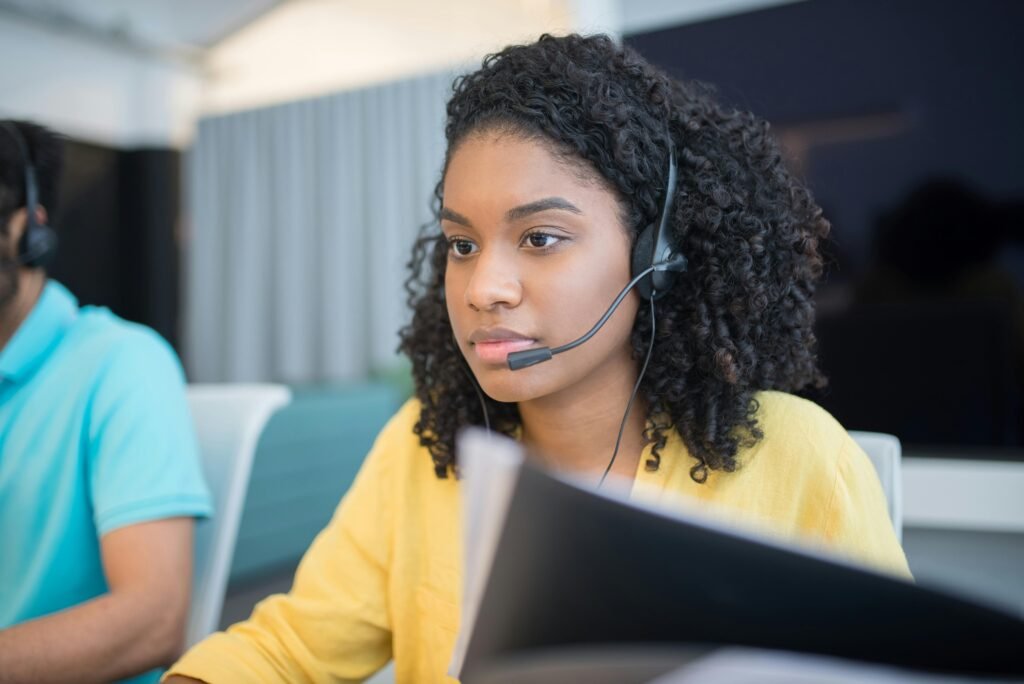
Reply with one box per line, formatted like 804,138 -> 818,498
469,327 -> 538,364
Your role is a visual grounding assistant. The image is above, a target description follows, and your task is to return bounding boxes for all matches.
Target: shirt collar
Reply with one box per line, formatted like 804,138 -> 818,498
0,280 -> 78,385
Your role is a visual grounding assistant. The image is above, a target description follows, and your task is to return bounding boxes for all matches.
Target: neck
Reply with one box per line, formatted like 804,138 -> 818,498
0,269 -> 45,352
518,355 -> 648,487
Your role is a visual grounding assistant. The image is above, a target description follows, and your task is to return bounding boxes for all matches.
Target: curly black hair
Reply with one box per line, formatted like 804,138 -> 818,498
399,34 -> 828,482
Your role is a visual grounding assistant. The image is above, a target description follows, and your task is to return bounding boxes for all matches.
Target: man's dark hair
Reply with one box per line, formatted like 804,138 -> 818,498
0,120 -> 65,234
399,34 -> 829,482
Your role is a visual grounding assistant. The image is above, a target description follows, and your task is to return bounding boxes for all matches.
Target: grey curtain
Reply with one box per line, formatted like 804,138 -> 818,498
184,70 -> 454,382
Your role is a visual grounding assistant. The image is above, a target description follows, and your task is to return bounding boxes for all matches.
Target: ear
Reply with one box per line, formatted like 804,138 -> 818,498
2,208 -> 27,257
3,205 -> 45,237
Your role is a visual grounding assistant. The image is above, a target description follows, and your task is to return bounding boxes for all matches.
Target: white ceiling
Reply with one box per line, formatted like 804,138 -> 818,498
0,0 -> 804,59
0,0 -> 804,145
0,0 -> 281,55
202,0 -> 577,113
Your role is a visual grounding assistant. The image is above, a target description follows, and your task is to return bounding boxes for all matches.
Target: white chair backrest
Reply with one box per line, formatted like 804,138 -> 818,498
848,431 -> 903,543
185,383 -> 291,647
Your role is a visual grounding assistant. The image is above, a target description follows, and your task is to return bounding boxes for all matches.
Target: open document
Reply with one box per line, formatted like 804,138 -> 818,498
449,429 -> 1024,683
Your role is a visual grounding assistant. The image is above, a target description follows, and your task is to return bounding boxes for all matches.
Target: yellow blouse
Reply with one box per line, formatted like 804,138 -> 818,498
166,391 -> 909,683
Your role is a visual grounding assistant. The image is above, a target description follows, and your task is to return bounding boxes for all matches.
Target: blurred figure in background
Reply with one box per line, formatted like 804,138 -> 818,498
830,179 -> 1024,445
0,120 -> 212,684
858,179 -> 1022,308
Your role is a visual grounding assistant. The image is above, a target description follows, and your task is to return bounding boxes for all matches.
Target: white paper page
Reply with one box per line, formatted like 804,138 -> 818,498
447,429 -> 524,678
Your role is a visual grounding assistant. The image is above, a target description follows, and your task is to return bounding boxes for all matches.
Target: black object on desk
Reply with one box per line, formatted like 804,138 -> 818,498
459,463 -> 1024,683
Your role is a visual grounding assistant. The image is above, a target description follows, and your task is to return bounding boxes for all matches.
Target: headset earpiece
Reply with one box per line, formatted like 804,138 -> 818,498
630,151 -> 685,301
18,220 -> 59,268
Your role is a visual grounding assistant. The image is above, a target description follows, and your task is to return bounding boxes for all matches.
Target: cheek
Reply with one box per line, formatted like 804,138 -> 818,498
444,269 -> 459,316
540,252 -> 631,326
444,268 -> 471,344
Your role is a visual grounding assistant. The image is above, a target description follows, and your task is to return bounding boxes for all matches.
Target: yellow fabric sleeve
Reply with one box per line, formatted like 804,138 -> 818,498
823,434 -> 912,578
164,412 -> 400,683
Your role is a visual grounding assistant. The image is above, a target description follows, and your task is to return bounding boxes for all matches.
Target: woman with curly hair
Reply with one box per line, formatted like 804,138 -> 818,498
168,33 -> 908,684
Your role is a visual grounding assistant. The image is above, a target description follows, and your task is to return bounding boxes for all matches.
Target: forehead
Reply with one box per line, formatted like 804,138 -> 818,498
442,131 -> 621,216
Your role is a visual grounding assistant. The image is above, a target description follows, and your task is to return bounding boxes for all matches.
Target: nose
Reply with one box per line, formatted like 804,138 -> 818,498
464,247 -> 522,312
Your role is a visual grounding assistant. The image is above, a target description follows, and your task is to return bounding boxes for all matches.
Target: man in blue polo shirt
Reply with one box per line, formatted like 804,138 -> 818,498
0,121 -> 212,683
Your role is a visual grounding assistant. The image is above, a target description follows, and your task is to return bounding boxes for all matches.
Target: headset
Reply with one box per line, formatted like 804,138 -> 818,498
471,149 -> 687,486
0,122 -> 59,268
631,151 -> 686,301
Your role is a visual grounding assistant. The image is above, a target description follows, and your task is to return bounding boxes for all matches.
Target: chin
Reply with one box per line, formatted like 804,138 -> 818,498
473,366 -> 553,404
476,378 -> 532,404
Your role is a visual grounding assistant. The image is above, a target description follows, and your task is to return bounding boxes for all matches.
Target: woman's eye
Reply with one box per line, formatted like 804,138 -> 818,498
448,237 -> 478,257
523,232 -> 560,249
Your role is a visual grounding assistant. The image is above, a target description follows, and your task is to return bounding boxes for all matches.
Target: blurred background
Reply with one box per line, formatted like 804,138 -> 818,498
2,0 -> 1021,633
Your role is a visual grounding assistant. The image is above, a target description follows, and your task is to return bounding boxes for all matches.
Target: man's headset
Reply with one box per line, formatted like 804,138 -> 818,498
0,122 -> 59,268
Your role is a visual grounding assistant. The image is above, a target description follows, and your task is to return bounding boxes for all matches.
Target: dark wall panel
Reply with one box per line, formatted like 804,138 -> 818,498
49,140 -> 122,310
50,140 -> 181,351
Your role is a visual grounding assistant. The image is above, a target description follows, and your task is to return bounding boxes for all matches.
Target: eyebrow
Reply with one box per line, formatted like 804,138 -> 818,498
440,196 -> 582,228
439,207 -> 472,226
506,196 -> 582,222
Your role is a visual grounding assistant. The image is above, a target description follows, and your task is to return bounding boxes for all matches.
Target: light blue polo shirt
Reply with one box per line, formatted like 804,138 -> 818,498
0,280 -> 212,683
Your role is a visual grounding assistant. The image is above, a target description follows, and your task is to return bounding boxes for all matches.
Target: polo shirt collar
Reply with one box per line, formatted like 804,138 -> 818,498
0,280 -> 78,385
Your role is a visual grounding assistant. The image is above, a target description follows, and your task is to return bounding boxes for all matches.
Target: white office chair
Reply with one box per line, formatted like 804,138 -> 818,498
848,431 -> 903,543
185,383 -> 291,647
